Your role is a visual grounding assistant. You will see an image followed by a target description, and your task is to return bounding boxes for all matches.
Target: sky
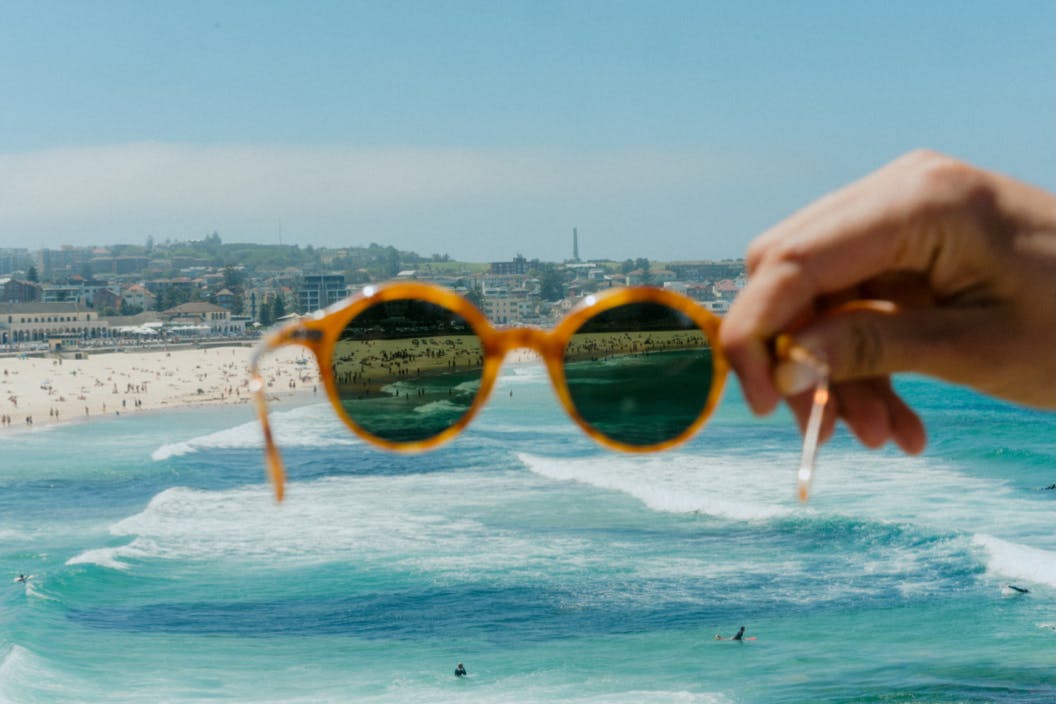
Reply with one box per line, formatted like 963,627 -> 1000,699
0,0 -> 1053,262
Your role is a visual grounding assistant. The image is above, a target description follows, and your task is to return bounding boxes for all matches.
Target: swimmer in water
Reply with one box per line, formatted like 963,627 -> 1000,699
454,662 -> 467,677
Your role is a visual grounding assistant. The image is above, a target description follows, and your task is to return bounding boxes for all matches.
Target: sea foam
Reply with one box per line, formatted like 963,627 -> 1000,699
0,645 -> 87,702
972,533 -> 1057,587
151,402 -> 352,460
517,451 -> 795,522
63,475 -> 597,580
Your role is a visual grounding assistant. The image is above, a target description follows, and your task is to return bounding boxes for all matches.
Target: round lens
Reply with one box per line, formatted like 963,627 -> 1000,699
332,298 -> 484,443
563,301 -> 714,447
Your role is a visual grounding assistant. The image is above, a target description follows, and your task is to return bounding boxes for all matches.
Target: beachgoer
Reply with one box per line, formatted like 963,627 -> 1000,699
732,626 -> 745,641
722,150 -> 1055,452
454,662 -> 467,677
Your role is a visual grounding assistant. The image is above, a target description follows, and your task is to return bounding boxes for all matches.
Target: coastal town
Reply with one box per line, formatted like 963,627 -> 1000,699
0,234 -> 746,430
0,232 -> 746,348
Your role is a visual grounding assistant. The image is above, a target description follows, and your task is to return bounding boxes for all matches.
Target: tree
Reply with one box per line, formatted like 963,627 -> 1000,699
222,266 -> 245,315
385,247 -> 401,278
26,265 -> 39,282
539,267 -> 564,301
157,285 -> 191,311
635,257 -> 653,285
258,295 -> 273,327
271,295 -> 287,322
464,286 -> 484,309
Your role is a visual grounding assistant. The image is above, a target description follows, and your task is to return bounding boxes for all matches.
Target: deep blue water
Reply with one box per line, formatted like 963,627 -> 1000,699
0,362 -> 1053,703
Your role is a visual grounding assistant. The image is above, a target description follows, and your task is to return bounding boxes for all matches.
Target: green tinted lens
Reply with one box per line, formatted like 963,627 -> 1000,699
333,298 -> 484,443
563,301 -> 714,447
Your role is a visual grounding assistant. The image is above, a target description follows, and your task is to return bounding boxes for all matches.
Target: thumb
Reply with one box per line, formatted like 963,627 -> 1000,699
773,304 -> 1002,394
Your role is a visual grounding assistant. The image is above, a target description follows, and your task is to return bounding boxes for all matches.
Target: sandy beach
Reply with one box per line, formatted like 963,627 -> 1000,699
0,332 -> 696,432
0,344 -> 316,431
330,329 -> 709,398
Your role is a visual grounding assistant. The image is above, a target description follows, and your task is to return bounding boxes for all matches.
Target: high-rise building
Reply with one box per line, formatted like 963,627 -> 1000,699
298,273 -> 347,313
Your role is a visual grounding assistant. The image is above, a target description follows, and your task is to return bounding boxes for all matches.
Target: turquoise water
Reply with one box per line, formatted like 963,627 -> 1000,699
0,363 -> 1053,703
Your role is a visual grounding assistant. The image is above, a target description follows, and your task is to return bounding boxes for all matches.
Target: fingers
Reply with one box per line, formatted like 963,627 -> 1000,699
834,378 -> 926,454
785,377 -> 927,455
779,305 -> 1012,394
723,151 -> 995,414
726,149 -> 1053,464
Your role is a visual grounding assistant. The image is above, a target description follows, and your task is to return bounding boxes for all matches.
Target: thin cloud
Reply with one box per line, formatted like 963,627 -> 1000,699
0,142 -> 782,258
0,142 -> 721,220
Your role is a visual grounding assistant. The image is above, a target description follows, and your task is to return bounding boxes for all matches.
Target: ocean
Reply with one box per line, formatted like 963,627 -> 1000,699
1,362 -> 1054,703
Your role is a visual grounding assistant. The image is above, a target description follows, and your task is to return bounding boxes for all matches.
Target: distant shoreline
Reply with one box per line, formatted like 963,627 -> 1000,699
0,344 -> 314,432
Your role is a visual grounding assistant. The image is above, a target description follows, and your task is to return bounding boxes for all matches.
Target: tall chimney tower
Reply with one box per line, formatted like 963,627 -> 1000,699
573,227 -> 580,262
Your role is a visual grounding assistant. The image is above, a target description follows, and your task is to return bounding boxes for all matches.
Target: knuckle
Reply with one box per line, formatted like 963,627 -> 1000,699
745,238 -> 768,273
912,153 -> 996,213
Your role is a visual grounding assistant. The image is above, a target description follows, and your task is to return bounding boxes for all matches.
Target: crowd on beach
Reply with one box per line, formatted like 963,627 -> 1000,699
332,335 -> 484,396
328,328 -> 710,400
0,344 -> 314,431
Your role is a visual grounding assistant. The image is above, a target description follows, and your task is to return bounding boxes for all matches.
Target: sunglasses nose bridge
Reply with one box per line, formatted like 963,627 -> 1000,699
491,326 -> 551,358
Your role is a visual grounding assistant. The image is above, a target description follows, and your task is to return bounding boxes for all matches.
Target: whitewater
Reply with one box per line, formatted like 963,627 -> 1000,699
1,366 -> 1053,703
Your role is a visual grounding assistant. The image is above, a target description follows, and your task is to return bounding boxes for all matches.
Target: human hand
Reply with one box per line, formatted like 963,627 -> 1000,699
721,150 -> 1055,453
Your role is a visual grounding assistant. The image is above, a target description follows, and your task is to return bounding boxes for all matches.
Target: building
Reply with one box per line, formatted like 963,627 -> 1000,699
146,277 -> 196,307
115,256 -> 150,275
0,302 -> 107,345
215,288 -> 237,311
298,273 -> 347,313
1,278 -> 42,303
37,247 -> 94,280
163,302 -> 243,336
92,287 -> 122,313
0,248 -> 30,276
120,284 -> 156,312
714,279 -> 741,301
489,255 -> 528,276
483,294 -> 538,325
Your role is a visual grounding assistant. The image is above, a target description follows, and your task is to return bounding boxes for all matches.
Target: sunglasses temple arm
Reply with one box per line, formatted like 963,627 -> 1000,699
797,371 -> 830,502
774,336 -> 831,502
249,340 -> 287,503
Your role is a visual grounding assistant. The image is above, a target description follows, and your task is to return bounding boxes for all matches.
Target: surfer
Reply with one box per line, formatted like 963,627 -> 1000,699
454,662 -> 467,677
713,626 -> 747,641
15,574 -> 28,583
1007,584 -> 1030,594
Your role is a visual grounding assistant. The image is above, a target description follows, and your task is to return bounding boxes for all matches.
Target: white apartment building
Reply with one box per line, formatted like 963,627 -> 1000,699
0,302 -> 107,344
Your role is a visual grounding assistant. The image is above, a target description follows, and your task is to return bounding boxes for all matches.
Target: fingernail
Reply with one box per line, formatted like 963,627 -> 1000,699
774,359 -> 821,396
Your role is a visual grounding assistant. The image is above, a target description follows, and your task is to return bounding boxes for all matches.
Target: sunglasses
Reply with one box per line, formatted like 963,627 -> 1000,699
249,282 -> 829,502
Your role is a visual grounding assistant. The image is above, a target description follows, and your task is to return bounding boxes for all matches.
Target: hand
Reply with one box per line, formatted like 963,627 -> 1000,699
720,150 -> 1055,453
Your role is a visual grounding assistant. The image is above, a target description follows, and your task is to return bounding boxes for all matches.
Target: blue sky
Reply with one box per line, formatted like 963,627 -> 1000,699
0,1 -> 1053,262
